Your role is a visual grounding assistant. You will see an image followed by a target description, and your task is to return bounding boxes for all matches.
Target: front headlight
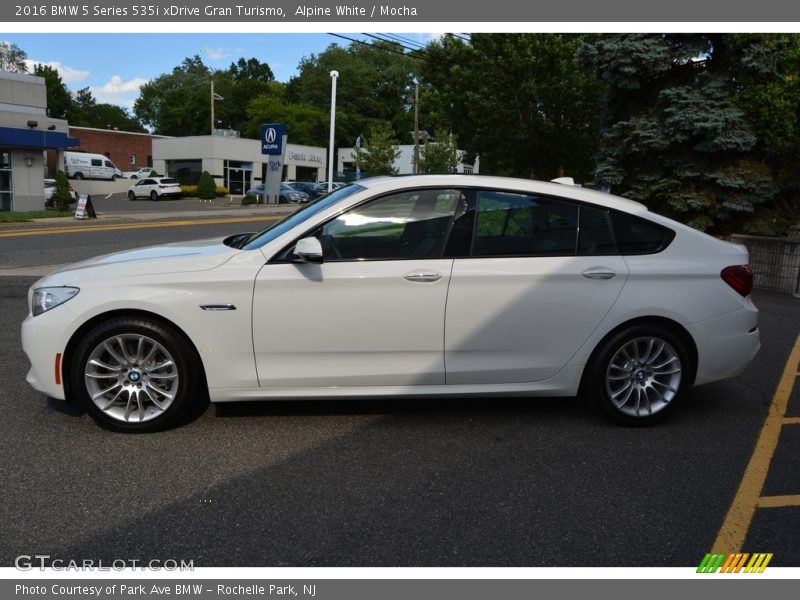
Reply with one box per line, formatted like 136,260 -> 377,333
31,286 -> 79,316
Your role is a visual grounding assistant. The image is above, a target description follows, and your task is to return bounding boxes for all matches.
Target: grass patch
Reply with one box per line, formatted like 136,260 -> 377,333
0,210 -> 73,223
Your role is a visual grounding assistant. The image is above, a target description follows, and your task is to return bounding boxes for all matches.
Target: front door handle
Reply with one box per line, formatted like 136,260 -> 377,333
403,271 -> 442,283
581,268 -> 616,280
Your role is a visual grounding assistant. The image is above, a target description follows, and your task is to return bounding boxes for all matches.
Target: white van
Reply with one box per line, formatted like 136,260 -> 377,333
64,152 -> 122,181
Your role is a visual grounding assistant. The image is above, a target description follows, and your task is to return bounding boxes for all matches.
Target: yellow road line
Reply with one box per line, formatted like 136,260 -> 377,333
712,332 -> 800,553
758,495 -> 800,508
0,215 -> 280,238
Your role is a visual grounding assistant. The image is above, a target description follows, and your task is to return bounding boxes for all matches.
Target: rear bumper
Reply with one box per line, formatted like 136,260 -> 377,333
688,300 -> 760,385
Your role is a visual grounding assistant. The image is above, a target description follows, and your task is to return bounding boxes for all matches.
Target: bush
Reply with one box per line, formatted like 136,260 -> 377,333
52,171 -> 74,212
180,185 -> 198,196
197,171 -> 217,199
241,194 -> 258,206
215,186 -> 229,197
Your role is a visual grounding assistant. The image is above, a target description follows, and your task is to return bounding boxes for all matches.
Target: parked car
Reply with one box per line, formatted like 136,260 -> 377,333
123,167 -> 155,180
64,152 -> 121,181
285,180 -> 324,200
315,182 -> 345,196
127,177 -> 182,201
246,183 -> 308,204
21,175 -> 759,432
43,178 -> 78,208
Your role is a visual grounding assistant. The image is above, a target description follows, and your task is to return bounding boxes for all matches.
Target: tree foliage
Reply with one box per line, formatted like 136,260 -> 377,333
286,41 -> 417,147
418,34 -> 603,180
52,171 -> 73,212
196,171 -> 216,199
33,64 -> 72,120
579,34 -> 800,234
0,40 -> 27,73
419,134 -> 459,174
353,122 -> 400,176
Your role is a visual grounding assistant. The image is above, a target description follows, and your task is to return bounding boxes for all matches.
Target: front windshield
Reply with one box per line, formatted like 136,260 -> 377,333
242,184 -> 364,250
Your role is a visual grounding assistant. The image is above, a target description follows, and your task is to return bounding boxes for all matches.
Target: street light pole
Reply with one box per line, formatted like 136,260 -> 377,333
327,70 -> 339,193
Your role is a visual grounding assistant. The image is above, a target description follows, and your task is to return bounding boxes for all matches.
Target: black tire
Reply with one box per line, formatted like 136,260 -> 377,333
279,195 -> 288,204
128,191 -> 137,201
150,190 -> 159,201
110,174 -> 116,181
74,173 -> 83,180
583,323 -> 694,426
70,316 -> 203,433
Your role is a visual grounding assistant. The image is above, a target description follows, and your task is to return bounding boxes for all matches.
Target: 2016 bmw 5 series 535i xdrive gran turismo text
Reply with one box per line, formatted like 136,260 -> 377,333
21,175 -> 760,432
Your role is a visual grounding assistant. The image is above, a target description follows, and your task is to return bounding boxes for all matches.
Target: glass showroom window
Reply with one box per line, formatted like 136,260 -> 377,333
0,150 -> 12,211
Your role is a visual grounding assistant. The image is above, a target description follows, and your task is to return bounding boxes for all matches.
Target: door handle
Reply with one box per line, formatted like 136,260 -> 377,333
403,271 -> 442,283
581,268 -> 616,280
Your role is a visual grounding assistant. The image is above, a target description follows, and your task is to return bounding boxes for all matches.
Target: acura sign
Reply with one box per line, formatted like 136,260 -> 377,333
260,123 -> 285,155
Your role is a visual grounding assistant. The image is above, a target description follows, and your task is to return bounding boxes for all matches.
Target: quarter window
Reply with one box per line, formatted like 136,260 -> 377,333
610,211 -> 674,254
319,189 -> 460,260
472,191 -> 578,256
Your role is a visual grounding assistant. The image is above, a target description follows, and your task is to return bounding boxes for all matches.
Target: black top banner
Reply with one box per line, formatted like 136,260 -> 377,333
4,0 -> 800,22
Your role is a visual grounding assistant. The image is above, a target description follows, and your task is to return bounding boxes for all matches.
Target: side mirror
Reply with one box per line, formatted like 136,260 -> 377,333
293,237 -> 324,264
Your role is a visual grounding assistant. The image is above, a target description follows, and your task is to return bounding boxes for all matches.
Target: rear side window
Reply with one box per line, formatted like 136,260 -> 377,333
472,191 -> 578,256
160,178 -> 179,185
610,211 -> 674,254
91,159 -> 102,167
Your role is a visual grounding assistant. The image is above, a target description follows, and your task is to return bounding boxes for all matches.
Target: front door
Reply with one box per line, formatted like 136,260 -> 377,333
252,188 -> 462,388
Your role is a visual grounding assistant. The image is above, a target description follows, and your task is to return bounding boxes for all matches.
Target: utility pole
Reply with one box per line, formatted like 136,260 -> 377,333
413,83 -> 420,175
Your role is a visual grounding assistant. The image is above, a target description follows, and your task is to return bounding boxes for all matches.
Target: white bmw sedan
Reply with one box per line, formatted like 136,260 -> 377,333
21,175 -> 760,432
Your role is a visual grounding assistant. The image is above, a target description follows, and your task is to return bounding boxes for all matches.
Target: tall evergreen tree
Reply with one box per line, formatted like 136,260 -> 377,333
579,34 -> 799,234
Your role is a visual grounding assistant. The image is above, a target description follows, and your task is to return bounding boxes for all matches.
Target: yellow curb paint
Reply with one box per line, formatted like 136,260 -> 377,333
712,332 -> 800,553
0,216 -> 280,238
758,494 -> 800,508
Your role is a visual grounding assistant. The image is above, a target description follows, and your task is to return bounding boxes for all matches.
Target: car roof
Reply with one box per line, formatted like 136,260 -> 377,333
356,175 -> 648,214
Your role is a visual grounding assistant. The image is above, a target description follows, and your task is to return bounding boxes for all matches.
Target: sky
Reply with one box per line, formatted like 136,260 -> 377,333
0,33 -> 434,111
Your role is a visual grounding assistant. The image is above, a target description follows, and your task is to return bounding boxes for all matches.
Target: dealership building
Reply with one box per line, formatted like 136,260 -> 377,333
337,139 -> 479,178
153,135 -> 327,194
0,70 -> 77,212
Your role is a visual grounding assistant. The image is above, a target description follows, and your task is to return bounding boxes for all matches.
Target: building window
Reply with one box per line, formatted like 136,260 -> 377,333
1,150 -> 13,211
130,154 -> 136,165
165,159 -> 202,185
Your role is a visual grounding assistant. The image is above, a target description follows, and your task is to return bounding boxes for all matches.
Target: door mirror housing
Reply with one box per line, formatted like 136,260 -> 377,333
293,237 -> 324,263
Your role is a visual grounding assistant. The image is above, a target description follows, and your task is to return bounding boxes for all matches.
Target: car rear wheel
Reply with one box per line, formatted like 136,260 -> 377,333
150,190 -> 159,201
74,173 -> 83,180
70,316 -> 202,433
127,191 -> 136,201
585,324 -> 693,425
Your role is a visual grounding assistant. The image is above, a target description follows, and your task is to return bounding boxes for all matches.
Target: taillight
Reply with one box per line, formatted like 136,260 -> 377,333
721,265 -> 753,297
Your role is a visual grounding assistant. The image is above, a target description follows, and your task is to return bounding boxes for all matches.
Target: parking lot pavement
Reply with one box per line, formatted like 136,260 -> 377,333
1,283 -> 798,567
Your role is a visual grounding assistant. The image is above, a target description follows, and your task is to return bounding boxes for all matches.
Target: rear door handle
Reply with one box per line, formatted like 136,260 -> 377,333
403,271 -> 442,283
581,268 -> 616,280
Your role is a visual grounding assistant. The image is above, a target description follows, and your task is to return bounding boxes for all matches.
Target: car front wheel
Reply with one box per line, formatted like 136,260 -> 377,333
585,324 -> 693,425
127,191 -> 136,201
70,316 -> 202,432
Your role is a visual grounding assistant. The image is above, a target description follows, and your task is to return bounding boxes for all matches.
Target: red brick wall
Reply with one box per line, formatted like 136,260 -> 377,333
48,127 -> 164,175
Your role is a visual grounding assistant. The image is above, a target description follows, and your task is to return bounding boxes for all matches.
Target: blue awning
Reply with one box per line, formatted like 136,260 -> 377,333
0,126 -> 79,150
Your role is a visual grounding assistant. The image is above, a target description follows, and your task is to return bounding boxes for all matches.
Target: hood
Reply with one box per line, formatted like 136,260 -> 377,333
39,238 -> 239,286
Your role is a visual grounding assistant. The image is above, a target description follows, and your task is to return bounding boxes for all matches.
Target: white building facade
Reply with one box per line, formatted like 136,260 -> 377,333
153,135 -> 327,194
337,144 -> 479,179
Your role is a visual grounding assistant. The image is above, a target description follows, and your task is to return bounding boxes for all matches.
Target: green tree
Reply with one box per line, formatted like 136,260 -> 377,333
134,56 -> 212,135
245,82 -> 328,145
419,134 -> 459,174
196,171 -> 216,199
0,40 -> 27,73
32,64 -> 71,119
354,122 -> 400,176
418,34 -> 602,180
51,171 -> 73,212
286,41 -> 417,147
578,33 -> 799,234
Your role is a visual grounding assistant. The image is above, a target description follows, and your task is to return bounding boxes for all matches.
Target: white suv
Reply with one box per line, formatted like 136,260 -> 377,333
127,177 -> 182,201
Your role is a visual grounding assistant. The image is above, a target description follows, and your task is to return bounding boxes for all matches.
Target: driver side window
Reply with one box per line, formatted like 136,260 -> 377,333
319,189 -> 460,261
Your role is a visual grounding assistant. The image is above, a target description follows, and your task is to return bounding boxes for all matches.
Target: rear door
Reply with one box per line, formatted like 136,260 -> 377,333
444,189 -> 629,384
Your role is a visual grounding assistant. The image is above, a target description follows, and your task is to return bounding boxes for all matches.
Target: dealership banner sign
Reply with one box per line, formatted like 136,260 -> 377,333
4,0 -> 800,21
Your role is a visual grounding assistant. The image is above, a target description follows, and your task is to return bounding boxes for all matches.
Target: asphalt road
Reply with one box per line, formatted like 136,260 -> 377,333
1,218 -> 799,567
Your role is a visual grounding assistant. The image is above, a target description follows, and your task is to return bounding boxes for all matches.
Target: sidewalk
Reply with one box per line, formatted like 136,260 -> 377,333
0,201 -> 298,231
